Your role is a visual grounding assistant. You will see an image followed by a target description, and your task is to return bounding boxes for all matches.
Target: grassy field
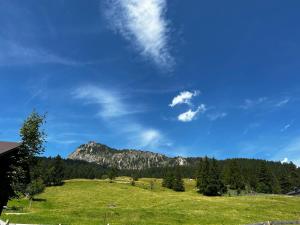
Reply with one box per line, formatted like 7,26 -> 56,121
1,178 -> 300,225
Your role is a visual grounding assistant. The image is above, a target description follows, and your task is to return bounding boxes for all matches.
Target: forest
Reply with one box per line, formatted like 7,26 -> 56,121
37,155 -> 300,195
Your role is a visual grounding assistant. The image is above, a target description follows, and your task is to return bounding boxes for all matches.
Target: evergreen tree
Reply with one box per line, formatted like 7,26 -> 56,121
196,157 -> 210,194
204,158 -> 226,196
172,166 -> 185,192
108,168 -> 118,182
272,175 -> 281,194
256,162 -> 273,193
51,155 -> 65,186
224,160 -> 245,191
287,162 -> 300,188
279,171 -> 292,194
162,170 -> 174,189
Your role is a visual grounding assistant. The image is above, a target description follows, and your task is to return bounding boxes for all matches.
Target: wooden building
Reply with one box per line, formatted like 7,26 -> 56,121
0,142 -> 21,215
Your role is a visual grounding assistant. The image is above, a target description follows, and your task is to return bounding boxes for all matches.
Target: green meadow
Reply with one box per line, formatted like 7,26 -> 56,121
1,178 -> 300,225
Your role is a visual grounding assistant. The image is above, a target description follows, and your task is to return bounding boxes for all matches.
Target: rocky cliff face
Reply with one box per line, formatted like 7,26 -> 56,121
68,141 -> 188,170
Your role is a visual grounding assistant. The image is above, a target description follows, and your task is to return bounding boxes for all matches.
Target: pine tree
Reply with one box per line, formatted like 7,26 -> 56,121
224,160 -> 245,191
172,166 -> 185,192
52,155 -> 65,186
108,168 -> 118,182
162,170 -> 174,189
256,162 -> 273,193
204,158 -> 226,196
287,162 -> 300,188
197,157 -> 210,194
279,171 -> 292,194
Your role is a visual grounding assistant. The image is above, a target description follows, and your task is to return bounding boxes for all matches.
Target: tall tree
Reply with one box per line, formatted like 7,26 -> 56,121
196,157 -> 210,194
256,162 -> 274,194
287,162 -> 300,188
204,158 -> 226,196
17,111 -> 47,194
20,111 -> 46,162
172,166 -> 185,192
224,160 -> 245,191
51,155 -> 65,186
162,169 -> 174,189
108,168 -> 118,182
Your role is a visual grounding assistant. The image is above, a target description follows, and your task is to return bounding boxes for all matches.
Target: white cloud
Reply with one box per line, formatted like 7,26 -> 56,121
207,112 -> 227,121
169,90 -> 200,107
178,104 -> 206,122
281,157 -> 289,164
105,0 -> 174,69
73,85 -> 142,118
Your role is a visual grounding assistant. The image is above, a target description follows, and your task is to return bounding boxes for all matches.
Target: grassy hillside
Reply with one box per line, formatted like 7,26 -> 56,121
1,178 -> 300,225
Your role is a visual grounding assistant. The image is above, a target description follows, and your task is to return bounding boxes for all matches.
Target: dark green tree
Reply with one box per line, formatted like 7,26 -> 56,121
204,158 -> 226,196
279,171 -> 292,194
196,157 -> 210,194
50,155 -> 65,186
172,166 -> 185,192
224,160 -> 245,191
162,170 -> 174,189
287,162 -> 300,188
108,168 -> 118,182
256,162 -> 274,194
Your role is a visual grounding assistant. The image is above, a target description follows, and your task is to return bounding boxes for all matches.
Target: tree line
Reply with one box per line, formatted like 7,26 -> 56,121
35,154 -> 300,196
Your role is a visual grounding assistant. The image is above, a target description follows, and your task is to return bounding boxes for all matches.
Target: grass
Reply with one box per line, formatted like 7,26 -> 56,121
1,178 -> 300,225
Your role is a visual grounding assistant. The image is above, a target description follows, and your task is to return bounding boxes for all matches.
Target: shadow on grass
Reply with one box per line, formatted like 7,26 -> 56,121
32,198 -> 46,202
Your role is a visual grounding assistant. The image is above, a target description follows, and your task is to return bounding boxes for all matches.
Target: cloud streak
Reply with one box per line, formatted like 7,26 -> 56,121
73,85 -> 171,149
105,0 -> 174,69
207,112 -> 227,121
0,38 -> 81,66
73,85 -> 140,118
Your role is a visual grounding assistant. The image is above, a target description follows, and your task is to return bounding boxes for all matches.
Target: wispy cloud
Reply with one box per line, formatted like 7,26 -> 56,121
177,104 -> 206,122
240,97 -> 268,110
240,96 -> 291,110
275,97 -> 290,107
207,112 -> 227,121
169,90 -> 200,107
137,129 -> 170,149
73,85 -> 143,118
243,122 -> 261,135
73,85 -> 171,149
0,38 -> 82,67
281,124 -> 291,132
105,0 -> 174,69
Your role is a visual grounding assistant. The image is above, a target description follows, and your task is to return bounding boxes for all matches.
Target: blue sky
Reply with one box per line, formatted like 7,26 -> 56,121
1,0 -> 300,165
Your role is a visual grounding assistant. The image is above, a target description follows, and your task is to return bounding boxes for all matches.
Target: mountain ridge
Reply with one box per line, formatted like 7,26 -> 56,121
68,141 -> 189,170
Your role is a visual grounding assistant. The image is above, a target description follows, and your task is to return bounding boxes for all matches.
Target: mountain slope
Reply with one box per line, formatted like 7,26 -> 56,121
68,141 -> 188,170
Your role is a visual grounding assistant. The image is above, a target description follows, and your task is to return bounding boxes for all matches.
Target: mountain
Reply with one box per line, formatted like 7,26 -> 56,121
68,141 -> 188,170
